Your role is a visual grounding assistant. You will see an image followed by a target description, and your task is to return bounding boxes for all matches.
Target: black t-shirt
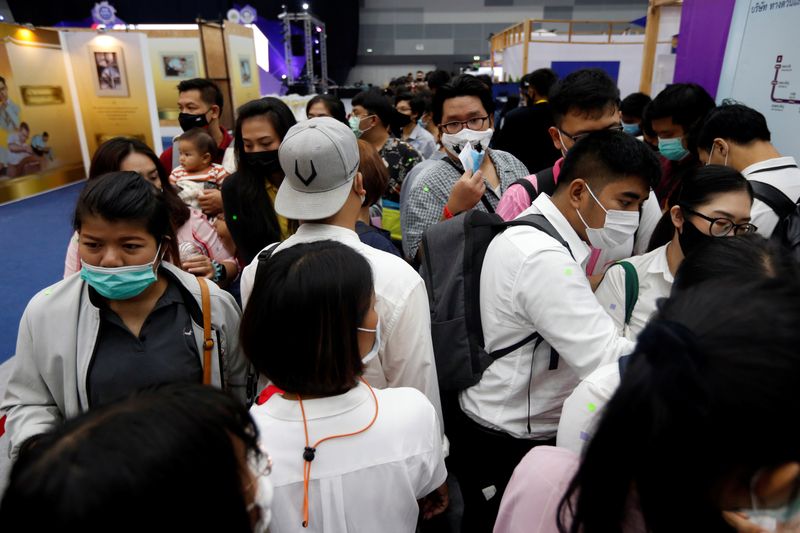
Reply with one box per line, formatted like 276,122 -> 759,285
493,102 -> 561,175
87,278 -> 202,408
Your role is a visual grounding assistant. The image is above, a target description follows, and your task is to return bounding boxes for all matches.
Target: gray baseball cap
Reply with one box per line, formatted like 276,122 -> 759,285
275,116 -> 360,221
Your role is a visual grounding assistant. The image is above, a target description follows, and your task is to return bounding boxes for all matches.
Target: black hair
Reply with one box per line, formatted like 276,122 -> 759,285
394,91 -> 427,119
521,68 -> 558,98
230,97 -> 297,263
178,128 -> 217,159
425,69 -> 451,91
89,137 -> 190,230
620,92 -> 652,120
42,131 -> 49,137
647,165 -> 753,250
475,74 -> 494,89
351,89 -> 394,127
673,233 -> 797,292
647,83 -> 716,133
306,93 -> 348,124
73,171 -> 179,263
177,78 -> 224,113
0,383 -> 259,532
557,129 -> 661,191
557,277 -> 800,532
695,104 -> 772,153
641,103 -> 656,137
240,241 -> 373,396
432,74 -> 495,126
548,68 -> 620,126
0,76 -> 5,85
19,121 -> 29,131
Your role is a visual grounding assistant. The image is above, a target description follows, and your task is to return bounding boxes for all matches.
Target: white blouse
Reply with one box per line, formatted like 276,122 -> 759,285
251,382 -> 447,533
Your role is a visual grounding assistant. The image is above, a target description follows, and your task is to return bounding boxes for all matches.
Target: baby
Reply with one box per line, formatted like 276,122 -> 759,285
169,128 -> 228,212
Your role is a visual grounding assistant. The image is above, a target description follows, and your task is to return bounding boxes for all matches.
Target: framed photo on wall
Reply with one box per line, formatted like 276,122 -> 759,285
89,46 -> 129,98
160,53 -> 199,79
239,55 -> 252,86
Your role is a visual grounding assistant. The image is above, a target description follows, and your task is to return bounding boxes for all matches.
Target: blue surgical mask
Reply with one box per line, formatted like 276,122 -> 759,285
80,245 -> 161,300
357,318 -> 381,364
621,122 -> 640,136
658,137 -> 689,161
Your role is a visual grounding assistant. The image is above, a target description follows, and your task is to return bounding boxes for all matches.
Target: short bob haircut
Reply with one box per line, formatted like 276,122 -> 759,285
73,171 -> 179,263
0,383 -> 262,532
240,240 -> 373,396
357,139 -> 390,207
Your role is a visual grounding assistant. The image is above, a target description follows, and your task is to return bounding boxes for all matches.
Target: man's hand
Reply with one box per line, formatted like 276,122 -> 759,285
198,189 -> 223,217
419,481 -> 449,520
446,169 -> 485,215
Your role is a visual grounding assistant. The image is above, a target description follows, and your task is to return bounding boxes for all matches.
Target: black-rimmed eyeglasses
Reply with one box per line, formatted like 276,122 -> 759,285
680,205 -> 758,236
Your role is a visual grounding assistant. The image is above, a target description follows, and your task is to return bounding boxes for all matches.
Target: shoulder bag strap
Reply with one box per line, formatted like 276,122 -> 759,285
616,261 -> 639,325
750,180 -> 796,220
197,276 -> 214,385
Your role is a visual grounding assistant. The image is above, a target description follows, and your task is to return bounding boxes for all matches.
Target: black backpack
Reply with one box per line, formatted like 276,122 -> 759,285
750,180 -> 800,261
419,209 -> 572,391
507,166 -> 556,208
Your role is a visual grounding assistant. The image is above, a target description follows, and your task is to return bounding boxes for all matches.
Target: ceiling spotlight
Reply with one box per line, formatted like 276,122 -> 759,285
366,48 -> 373,53
473,55 -> 480,61
281,74 -> 287,79
302,3 -> 309,10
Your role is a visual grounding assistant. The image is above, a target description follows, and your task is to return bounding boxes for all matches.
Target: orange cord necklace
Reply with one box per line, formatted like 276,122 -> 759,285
297,377 -> 379,528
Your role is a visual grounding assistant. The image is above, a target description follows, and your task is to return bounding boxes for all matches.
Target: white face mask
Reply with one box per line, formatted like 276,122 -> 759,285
441,127 -> 494,155
247,474 -> 274,533
357,318 -> 381,364
575,183 -> 640,249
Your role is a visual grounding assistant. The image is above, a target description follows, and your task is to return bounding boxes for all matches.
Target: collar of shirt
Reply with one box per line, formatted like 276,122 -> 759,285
552,157 -> 565,182
741,156 -> 798,176
263,382 -> 370,421
282,223 -> 361,248
217,127 -> 234,151
528,194 -> 591,267
407,123 -> 426,141
647,243 -> 674,283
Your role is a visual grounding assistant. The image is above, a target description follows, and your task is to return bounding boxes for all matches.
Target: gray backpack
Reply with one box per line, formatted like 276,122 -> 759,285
419,209 -> 572,391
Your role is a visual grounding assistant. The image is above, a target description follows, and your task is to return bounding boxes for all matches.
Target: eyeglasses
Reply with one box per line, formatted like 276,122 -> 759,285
558,124 -> 625,144
680,205 -> 758,236
439,116 -> 489,134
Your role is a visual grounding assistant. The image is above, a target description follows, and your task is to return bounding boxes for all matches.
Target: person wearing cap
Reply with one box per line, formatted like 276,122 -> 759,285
239,117 -> 444,440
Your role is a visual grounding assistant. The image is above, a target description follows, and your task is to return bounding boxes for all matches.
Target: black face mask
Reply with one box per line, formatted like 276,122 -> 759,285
178,111 -> 210,132
241,150 -> 281,176
678,217 -> 715,257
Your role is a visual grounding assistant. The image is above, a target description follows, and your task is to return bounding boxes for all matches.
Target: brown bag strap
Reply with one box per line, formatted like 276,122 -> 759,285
197,277 -> 214,385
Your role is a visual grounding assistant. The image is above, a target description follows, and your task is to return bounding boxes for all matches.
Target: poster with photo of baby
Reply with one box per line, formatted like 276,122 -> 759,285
90,46 -> 129,98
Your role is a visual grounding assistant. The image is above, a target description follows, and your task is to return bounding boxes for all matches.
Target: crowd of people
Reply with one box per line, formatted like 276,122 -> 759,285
1,64 -> 800,533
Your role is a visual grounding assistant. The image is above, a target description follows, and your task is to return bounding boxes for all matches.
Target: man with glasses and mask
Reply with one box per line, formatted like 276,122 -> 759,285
496,68 -> 662,279
402,74 -> 529,260
159,79 -> 233,217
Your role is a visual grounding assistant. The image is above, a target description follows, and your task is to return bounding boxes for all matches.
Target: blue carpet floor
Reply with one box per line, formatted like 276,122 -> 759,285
0,182 -> 84,363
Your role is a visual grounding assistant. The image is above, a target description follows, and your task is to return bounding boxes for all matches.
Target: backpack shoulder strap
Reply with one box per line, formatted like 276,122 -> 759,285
615,261 -> 639,325
510,177 -> 538,202
255,242 -> 281,285
534,167 -> 557,197
618,354 -> 632,378
510,213 -> 574,259
750,180 -> 796,220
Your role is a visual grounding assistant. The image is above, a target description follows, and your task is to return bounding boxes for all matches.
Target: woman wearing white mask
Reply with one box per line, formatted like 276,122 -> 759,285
242,240 -> 448,532
2,172 -> 247,459
594,165 -> 755,340
0,383 -> 273,532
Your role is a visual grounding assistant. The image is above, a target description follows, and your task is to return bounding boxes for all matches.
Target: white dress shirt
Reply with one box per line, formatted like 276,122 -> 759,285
556,361 -> 621,454
593,243 -> 674,340
251,383 -> 447,533
240,223 -> 443,432
460,194 -> 635,439
742,156 -> 800,236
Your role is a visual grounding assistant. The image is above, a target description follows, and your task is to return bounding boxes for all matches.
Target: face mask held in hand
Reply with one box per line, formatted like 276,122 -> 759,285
575,183 -> 640,249
80,244 -> 162,300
